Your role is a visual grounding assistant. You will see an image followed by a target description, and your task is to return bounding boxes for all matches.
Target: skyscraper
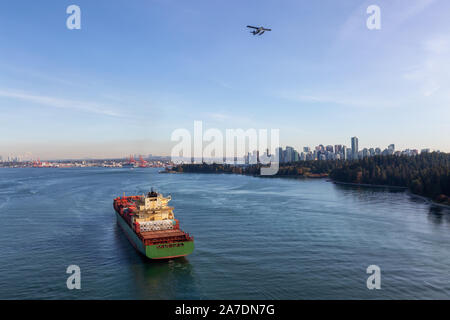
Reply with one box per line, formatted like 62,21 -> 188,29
351,137 -> 359,159
285,146 -> 294,163
346,148 -> 352,160
276,147 -> 283,163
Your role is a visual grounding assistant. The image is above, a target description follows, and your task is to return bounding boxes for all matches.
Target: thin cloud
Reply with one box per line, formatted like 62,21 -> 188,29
403,35 -> 450,97
208,112 -> 232,121
0,89 -> 123,117
277,91 -> 400,109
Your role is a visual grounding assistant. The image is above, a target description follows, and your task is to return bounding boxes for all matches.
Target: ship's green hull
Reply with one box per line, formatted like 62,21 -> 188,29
115,211 -> 194,259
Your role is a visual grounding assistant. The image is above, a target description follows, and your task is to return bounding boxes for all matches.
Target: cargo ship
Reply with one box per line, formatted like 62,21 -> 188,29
113,190 -> 194,259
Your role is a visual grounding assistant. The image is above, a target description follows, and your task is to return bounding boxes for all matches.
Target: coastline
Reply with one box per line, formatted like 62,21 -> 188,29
406,192 -> 450,209
331,180 -> 407,190
165,169 -> 450,208
332,180 -> 449,208
162,169 -> 328,179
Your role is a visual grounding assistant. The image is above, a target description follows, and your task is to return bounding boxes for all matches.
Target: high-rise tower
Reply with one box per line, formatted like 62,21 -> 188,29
351,137 -> 359,159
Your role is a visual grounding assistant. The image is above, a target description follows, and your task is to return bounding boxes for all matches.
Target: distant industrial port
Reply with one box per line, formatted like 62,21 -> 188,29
0,155 -> 174,169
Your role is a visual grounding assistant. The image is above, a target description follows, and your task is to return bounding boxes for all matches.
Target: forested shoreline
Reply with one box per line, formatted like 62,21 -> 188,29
171,153 -> 450,205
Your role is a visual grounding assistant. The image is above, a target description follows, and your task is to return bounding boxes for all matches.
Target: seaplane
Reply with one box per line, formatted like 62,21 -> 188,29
246,25 -> 271,36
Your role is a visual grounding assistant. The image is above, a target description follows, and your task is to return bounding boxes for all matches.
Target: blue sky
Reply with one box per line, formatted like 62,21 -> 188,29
0,0 -> 449,159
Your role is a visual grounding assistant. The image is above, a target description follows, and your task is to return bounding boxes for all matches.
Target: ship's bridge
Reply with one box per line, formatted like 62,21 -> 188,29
143,193 -> 171,210
136,193 -> 174,221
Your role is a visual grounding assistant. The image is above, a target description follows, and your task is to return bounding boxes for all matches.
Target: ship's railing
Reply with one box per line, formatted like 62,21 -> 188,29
143,236 -> 193,246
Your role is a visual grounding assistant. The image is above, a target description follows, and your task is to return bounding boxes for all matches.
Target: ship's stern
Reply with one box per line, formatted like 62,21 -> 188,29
145,241 -> 194,259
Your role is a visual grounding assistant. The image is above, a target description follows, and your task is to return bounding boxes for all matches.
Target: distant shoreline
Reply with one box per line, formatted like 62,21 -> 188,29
331,180 -> 449,208
406,192 -> 450,209
331,180 -> 407,190
164,169 -> 449,207
162,169 -> 328,179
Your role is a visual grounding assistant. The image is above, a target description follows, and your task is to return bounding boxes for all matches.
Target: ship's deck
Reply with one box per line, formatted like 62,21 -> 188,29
139,229 -> 187,240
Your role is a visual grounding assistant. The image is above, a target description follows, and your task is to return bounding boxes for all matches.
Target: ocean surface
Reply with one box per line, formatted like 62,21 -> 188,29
0,167 -> 449,300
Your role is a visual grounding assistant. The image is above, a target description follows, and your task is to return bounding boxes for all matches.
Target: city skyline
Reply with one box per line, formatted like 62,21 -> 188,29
1,0 -> 450,159
1,135 -> 439,162
244,136 -> 433,165
0,132 -> 443,161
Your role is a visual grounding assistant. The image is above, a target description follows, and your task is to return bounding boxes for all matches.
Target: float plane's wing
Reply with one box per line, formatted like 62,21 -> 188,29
247,26 -> 271,35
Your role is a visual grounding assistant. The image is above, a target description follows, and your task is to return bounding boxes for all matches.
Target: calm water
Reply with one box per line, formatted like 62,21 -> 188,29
0,168 -> 449,299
